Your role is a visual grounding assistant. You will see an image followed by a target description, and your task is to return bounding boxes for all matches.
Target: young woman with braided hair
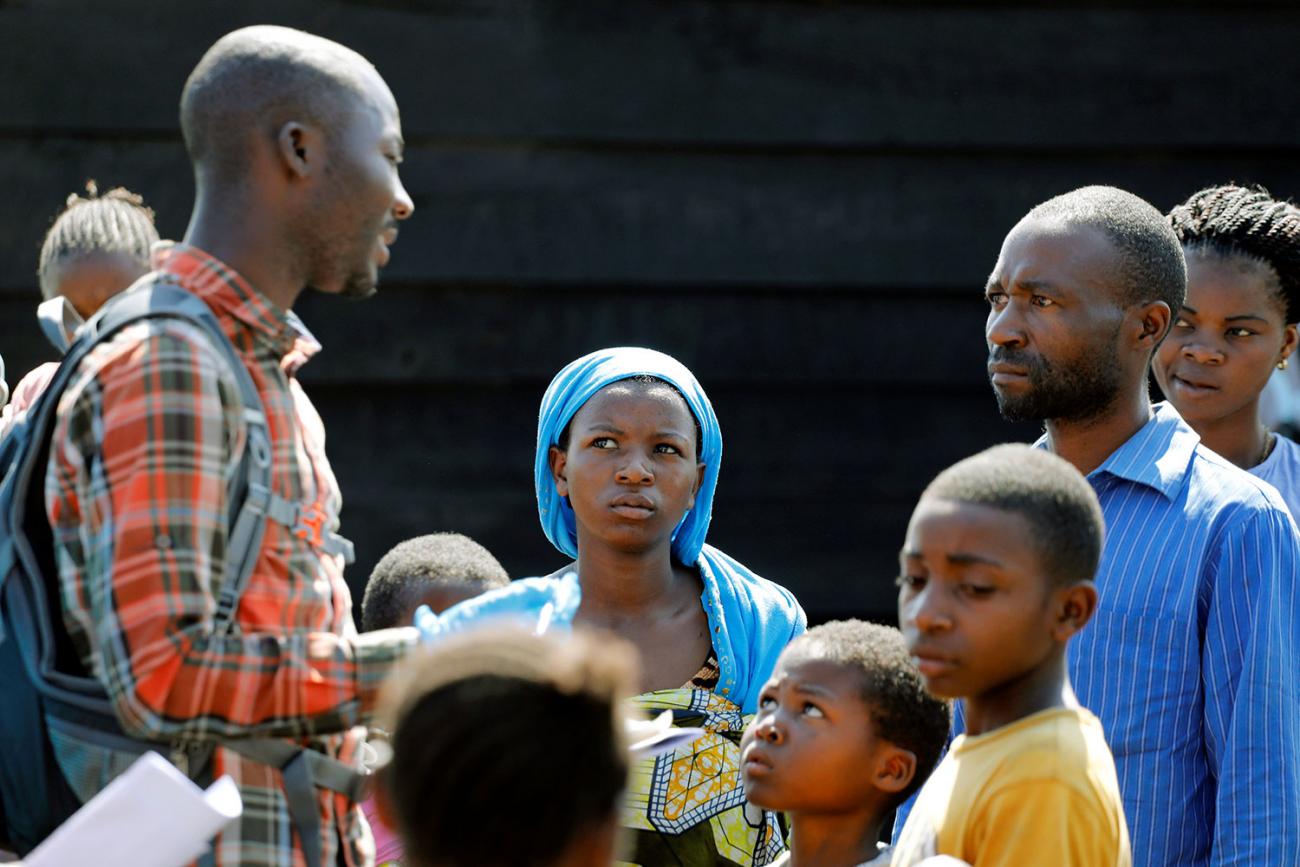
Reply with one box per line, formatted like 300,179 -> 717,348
1153,183 -> 1300,517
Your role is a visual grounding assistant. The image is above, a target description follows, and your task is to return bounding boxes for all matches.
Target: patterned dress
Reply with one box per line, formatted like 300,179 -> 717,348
618,652 -> 788,866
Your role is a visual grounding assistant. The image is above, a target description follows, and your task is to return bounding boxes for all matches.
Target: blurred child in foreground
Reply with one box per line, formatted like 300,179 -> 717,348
373,626 -> 637,867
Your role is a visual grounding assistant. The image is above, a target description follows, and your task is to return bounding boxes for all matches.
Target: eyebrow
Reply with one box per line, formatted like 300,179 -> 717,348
1181,305 -> 1270,323
792,683 -> 834,698
581,424 -> 624,435
899,549 -> 1004,568
984,277 -> 1060,294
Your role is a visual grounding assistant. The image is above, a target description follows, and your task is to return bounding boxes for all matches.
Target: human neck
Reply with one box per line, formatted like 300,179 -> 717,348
183,190 -> 305,312
1183,399 -> 1270,469
963,647 -> 1074,736
1044,385 -> 1151,476
785,807 -> 884,867
571,537 -> 688,621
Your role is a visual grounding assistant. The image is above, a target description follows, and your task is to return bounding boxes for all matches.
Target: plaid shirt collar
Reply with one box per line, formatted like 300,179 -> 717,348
150,241 -> 320,368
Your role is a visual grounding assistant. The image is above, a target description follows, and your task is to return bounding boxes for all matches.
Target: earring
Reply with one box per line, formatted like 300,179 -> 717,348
1280,358 -> 1290,371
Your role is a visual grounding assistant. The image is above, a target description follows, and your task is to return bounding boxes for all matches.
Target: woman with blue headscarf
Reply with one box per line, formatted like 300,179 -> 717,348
429,347 -> 805,865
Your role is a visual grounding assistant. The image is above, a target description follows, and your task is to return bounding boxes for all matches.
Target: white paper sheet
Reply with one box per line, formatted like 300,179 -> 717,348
25,751 -> 241,867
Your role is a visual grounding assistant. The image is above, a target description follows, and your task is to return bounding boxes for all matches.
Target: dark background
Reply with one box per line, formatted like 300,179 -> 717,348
3,0 -> 1300,625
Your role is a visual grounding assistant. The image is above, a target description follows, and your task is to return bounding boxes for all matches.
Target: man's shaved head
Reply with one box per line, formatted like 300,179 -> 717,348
180,25 -> 381,184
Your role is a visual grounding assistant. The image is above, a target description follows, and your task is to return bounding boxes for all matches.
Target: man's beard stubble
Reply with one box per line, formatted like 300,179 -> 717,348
988,341 -> 1125,426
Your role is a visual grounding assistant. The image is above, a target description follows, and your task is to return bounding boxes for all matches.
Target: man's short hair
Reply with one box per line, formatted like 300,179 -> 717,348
180,25 -> 375,183
922,443 -> 1105,587
378,627 -> 636,867
788,620 -> 951,806
38,182 -> 159,299
360,533 -> 510,632
1028,185 -> 1187,324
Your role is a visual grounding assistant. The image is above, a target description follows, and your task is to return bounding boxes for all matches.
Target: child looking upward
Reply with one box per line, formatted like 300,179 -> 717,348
741,620 -> 950,867
893,444 -> 1130,867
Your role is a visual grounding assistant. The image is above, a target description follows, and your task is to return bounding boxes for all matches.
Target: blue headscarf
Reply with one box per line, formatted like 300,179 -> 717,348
534,347 -> 806,711
536,346 -> 720,565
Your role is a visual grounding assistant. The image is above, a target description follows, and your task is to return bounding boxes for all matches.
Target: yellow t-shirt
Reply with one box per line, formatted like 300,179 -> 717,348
892,707 -> 1130,867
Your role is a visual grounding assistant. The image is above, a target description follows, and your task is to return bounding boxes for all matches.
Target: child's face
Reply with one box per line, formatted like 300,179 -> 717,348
897,497 -> 1061,704
740,648 -> 893,814
44,251 -> 147,320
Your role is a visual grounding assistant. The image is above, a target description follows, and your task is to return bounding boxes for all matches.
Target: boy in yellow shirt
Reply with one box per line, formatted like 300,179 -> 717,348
893,444 -> 1131,867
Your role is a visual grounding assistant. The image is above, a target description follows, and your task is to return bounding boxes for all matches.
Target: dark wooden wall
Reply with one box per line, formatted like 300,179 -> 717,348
4,0 -> 1300,624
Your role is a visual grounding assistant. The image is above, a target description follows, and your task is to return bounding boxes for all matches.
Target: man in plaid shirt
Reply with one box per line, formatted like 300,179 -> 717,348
43,26 -> 417,866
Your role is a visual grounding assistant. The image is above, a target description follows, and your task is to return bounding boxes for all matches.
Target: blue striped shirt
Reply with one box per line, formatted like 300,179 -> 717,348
1055,403 -> 1299,867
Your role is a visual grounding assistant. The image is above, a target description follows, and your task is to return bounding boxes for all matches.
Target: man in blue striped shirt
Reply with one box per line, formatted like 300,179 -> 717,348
983,185 -> 1300,866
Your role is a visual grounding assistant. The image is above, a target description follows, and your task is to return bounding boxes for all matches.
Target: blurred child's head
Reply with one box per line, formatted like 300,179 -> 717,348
361,532 -> 510,631
898,444 -> 1102,703
38,182 -> 159,319
741,620 -> 950,819
375,627 -> 637,867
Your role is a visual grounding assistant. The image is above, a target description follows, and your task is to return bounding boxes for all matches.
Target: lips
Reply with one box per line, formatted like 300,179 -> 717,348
610,493 -> 656,519
987,361 -> 1029,384
909,647 -> 957,678
1168,372 -> 1220,394
741,744 -> 774,779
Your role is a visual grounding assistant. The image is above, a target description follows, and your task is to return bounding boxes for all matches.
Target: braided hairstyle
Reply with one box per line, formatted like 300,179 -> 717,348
1167,183 -> 1300,324
37,181 -> 159,299
377,627 -> 637,867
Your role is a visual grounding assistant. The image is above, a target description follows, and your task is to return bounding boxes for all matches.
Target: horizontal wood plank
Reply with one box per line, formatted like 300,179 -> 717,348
1,2 -> 1297,149
4,140 -> 1300,295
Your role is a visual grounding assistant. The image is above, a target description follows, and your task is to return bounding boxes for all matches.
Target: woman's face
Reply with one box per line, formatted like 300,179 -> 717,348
549,381 -> 704,555
1153,251 -> 1298,426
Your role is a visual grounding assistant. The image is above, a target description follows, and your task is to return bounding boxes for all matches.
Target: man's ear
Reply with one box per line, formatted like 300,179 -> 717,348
549,445 -> 569,498
1052,580 -> 1098,641
276,121 -> 319,179
1134,300 -> 1172,351
872,745 -> 918,795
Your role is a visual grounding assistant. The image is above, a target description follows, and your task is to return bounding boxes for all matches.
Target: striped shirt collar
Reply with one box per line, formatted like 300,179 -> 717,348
150,241 -> 317,364
1035,401 -> 1199,501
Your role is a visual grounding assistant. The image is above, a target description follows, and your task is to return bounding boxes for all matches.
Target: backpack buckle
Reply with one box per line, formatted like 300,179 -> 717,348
292,504 -> 328,548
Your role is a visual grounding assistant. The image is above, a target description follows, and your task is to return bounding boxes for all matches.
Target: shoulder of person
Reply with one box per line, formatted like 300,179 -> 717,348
1187,441 -> 1297,532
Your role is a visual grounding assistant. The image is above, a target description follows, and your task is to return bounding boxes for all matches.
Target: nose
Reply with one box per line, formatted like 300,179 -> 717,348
1182,340 -> 1225,366
392,177 -> 414,221
902,585 -> 952,635
754,716 -> 784,745
615,451 -> 655,485
986,301 -> 1027,351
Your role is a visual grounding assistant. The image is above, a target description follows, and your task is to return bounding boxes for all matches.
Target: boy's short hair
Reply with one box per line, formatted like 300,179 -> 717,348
361,533 -> 510,632
922,443 -> 1105,587
791,619 -> 951,804
378,627 -> 637,867
38,181 -> 159,299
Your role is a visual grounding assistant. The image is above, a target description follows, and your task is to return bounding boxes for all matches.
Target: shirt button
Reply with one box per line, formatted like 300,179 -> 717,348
155,534 -> 173,549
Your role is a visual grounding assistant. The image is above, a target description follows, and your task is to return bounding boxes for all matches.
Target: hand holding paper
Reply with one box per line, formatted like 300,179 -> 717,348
24,751 -> 241,867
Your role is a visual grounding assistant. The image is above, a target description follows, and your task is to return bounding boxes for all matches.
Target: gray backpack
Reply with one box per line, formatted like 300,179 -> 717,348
0,280 -> 362,866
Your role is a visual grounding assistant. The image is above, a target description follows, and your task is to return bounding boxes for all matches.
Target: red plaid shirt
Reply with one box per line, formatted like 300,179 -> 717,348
45,243 -> 416,867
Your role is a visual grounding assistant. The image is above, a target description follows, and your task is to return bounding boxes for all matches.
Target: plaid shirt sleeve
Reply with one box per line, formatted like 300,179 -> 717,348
46,320 -> 415,742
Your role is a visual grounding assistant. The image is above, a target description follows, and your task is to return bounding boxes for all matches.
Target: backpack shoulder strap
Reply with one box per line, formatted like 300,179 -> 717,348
39,280 -> 270,634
